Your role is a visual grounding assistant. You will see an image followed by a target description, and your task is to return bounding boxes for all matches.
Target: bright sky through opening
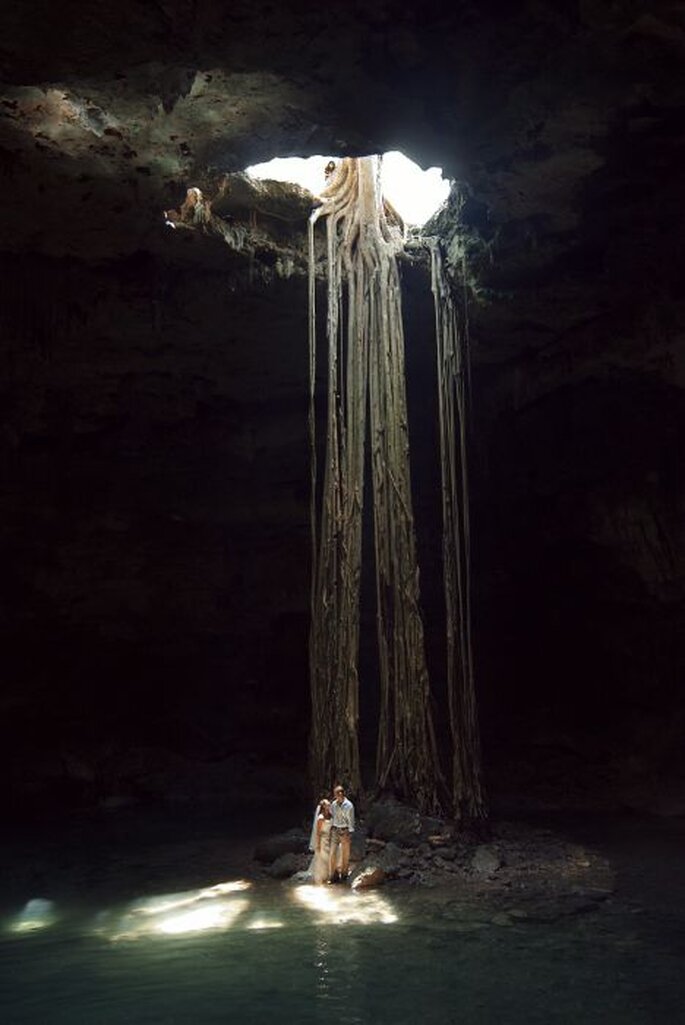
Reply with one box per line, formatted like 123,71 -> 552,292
246,152 -> 451,226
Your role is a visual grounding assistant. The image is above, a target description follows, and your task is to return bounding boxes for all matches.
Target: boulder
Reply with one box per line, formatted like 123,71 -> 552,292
349,842 -> 405,888
350,826 -> 368,861
266,852 -> 306,879
254,828 -> 309,864
351,865 -> 386,890
378,842 -> 404,877
420,816 -> 445,838
364,797 -> 421,845
471,845 -> 502,878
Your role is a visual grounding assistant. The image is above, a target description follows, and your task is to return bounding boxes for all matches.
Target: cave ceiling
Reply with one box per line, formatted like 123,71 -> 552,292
1,0 -> 684,374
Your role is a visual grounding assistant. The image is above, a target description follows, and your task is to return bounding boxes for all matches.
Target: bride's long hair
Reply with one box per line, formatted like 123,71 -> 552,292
308,798 -> 332,851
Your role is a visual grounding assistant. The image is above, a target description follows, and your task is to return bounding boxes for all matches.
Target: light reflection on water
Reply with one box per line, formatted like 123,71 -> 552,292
0,880 -> 683,1024
7,898 -> 57,935
80,879 -> 397,941
101,880 -> 254,940
292,884 -> 398,925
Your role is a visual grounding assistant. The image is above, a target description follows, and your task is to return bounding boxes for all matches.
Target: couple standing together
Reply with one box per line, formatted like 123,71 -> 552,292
309,784 -> 355,885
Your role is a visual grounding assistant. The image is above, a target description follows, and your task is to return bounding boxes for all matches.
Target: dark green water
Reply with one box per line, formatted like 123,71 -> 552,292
1,809 -> 684,1024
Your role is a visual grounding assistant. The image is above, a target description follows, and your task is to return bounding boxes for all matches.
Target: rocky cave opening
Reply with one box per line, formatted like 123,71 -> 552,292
1,2 -> 684,1021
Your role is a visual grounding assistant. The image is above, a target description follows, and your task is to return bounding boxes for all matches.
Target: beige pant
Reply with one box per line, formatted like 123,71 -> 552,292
329,827 -> 351,876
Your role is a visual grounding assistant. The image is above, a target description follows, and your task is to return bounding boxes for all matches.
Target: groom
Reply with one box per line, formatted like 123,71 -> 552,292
329,783 -> 355,883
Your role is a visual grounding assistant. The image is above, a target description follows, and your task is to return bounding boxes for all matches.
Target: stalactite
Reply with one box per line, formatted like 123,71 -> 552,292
429,239 -> 486,819
308,157 -> 442,812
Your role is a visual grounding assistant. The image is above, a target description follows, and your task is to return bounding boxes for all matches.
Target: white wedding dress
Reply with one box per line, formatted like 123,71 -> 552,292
308,813 -> 333,884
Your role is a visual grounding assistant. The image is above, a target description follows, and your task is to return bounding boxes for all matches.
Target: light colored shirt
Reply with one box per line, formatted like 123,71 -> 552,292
331,797 -> 355,832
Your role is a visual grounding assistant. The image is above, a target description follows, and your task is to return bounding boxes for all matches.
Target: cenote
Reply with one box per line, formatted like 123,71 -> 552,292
1,2 -> 684,1023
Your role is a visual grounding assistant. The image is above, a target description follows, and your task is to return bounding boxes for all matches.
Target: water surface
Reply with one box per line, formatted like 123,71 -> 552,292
1,808 -> 683,1024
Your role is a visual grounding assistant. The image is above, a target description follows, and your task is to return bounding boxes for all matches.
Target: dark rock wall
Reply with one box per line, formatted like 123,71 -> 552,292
0,251 -> 313,803
472,367 -> 684,804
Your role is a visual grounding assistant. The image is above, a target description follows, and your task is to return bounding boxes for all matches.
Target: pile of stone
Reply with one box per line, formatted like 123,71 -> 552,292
251,798 -> 615,918
350,798 -> 502,890
252,797 -> 502,889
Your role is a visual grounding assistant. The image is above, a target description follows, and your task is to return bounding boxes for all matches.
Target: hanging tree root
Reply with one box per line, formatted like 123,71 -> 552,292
308,157 -> 443,813
429,238 -> 486,820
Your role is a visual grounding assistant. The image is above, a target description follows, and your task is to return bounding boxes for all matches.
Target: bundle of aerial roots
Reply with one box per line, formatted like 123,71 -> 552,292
307,156 -> 484,818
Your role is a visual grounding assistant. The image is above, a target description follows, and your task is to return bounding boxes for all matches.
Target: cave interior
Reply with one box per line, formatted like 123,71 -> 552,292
1,2 -> 684,825
2,2 -> 685,1020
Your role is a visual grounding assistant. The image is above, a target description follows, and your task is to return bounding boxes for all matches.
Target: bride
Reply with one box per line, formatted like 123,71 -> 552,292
308,798 -> 333,884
